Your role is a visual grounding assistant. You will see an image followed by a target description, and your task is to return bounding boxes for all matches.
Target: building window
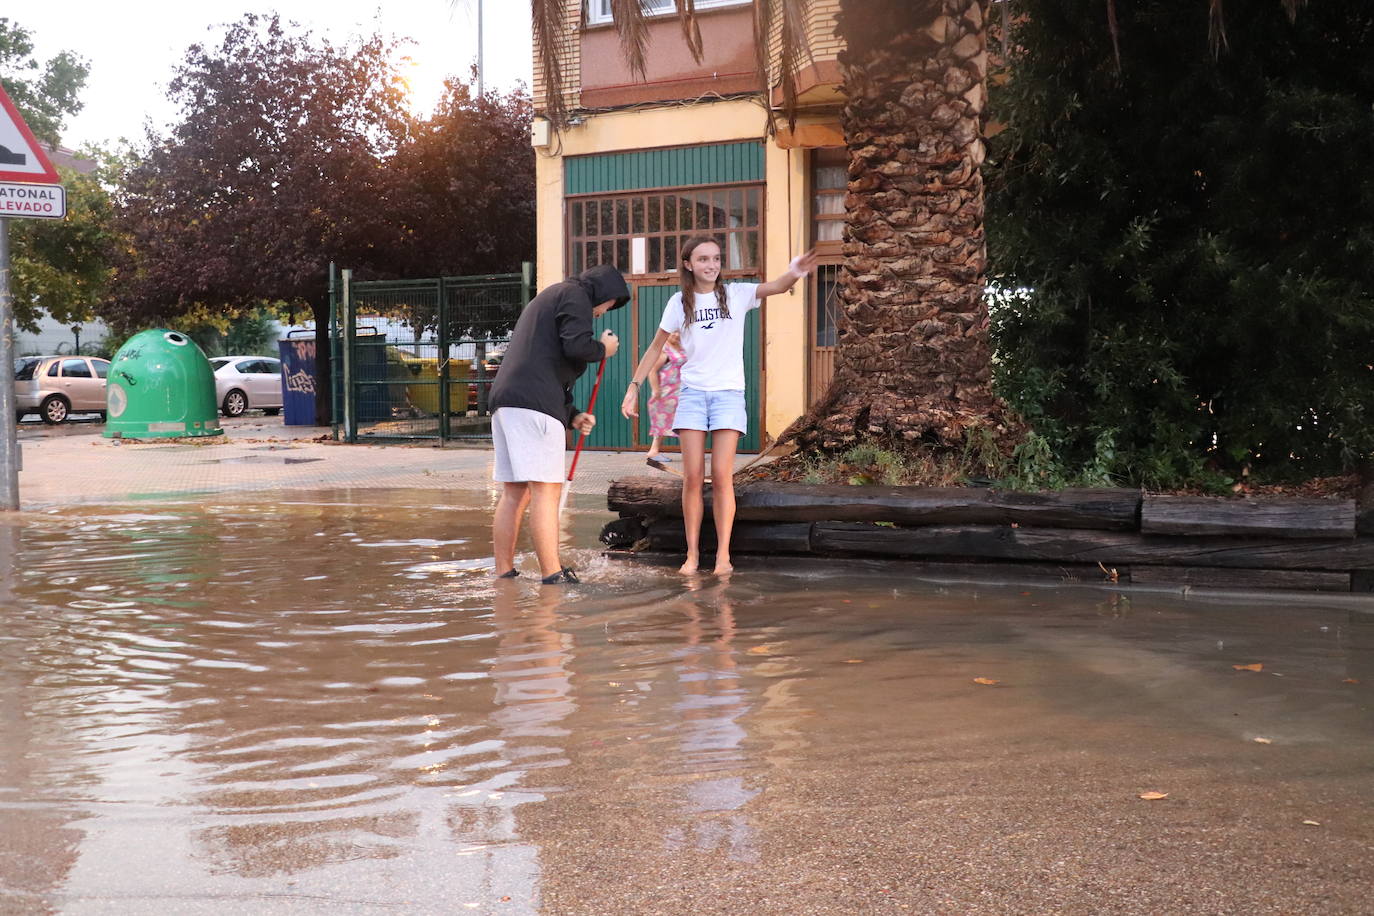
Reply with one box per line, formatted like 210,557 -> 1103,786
814,264 -> 840,349
568,184 -> 763,277
586,0 -> 750,26
812,147 -> 846,248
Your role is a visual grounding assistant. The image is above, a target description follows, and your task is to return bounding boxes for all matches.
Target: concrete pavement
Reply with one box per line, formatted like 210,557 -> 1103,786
12,414 -> 663,511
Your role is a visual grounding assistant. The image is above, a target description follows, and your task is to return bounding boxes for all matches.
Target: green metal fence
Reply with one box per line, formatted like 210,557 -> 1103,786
339,266 -> 531,442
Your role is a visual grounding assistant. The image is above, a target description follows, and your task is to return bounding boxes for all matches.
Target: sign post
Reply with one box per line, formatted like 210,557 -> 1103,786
0,81 -> 65,511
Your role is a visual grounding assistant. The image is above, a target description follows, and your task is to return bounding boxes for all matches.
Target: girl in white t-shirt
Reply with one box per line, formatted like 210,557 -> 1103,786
621,235 -> 817,575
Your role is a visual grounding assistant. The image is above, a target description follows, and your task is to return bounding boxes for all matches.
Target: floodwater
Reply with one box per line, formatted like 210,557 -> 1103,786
2,490 -> 1373,915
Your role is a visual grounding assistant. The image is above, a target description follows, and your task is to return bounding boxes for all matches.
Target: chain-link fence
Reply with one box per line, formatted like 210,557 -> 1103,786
339,267 -> 530,442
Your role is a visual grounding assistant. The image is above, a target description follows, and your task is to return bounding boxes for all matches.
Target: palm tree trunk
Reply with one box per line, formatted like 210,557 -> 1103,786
789,0 -> 1014,453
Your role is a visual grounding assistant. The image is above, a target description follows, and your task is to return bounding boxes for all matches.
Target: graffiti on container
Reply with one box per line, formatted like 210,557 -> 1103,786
292,340 -> 316,360
285,368 -> 316,395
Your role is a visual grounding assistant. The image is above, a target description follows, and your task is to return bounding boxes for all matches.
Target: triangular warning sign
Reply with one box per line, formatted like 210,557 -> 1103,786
0,83 -> 59,184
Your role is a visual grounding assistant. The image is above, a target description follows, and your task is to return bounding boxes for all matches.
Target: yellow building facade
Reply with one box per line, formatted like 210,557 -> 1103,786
533,0 -> 844,451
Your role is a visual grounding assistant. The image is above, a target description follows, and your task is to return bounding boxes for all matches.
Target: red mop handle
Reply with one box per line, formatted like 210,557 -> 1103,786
567,356 -> 607,482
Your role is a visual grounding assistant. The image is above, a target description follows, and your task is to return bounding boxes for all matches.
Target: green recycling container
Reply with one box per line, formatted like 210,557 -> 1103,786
103,329 -> 224,439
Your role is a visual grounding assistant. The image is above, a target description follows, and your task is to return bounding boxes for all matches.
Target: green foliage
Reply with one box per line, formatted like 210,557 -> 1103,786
0,18 -> 87,146
1,20 -> 107,331
987,0 -> 1374,487
7,152 -> 119,331
177,306 -> 283,358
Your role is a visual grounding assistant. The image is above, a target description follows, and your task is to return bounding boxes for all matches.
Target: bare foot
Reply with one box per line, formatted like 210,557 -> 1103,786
713,560 -> 733,576
679,554 -> 699,575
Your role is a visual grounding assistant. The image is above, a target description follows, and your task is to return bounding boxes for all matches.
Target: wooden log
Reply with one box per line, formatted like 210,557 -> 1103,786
646,518 -> 813,554
609,551 -> 1126,585
1141,495 -> 1355,539
809,523 -> 1374,571
608,477 -> 1140,530
1130,565 -> 1351,592
1358,508 -> 1374,537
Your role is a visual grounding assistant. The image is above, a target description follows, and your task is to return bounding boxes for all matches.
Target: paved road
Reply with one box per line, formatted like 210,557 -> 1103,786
12,413 -> 659,511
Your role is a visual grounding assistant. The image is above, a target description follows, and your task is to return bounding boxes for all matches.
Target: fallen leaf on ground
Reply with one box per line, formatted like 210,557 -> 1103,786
1233,662 -> 1263,672
972,677 -> 999,686
1302,820 -> 1321,827
1343,678 -> 1360,684
844,659 -> 864,664
1138,792 -> 1169,800
1253,737 -> 1272,744
747,645 -> 772,655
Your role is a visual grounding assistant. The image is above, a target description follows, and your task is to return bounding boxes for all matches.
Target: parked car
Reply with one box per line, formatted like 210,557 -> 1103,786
210,356 -> 283,417
14,355 -> 111,424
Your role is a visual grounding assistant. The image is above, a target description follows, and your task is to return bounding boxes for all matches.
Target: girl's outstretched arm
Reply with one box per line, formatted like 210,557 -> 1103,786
755,250 -> 820,299
648,348 -> 669,397
621,328 -> 673,419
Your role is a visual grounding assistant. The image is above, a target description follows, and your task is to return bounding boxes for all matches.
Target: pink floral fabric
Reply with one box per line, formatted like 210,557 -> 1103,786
647,345 -> 686,437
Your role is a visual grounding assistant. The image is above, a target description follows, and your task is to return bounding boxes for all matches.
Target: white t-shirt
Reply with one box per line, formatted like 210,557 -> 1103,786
658,282 -> 760,392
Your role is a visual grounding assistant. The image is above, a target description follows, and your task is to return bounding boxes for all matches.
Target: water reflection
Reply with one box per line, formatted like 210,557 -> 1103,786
0,520 -> 85,914
663,579 -> 757,861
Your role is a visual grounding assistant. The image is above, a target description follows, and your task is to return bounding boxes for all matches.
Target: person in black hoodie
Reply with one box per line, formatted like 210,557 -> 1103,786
490,264 -> 630,583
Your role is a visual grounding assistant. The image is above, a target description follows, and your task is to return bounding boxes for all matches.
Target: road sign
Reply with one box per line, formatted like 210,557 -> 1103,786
0,182 -> 65,219
0,83 -> 59,184
0,83 -> 67,511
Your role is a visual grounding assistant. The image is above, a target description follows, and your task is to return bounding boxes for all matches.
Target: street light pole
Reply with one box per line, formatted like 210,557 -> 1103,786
0,218 -> 19,510
477,0 -> 485,97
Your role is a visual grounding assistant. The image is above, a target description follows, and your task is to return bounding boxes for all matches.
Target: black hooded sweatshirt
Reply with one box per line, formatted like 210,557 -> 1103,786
490,264 -> 631,428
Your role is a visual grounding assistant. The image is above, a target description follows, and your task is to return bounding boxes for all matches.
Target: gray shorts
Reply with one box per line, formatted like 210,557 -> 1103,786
491,407 -> 567,483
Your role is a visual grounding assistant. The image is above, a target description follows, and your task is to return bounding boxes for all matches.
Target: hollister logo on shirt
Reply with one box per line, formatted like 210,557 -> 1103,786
695,306 -> 728,327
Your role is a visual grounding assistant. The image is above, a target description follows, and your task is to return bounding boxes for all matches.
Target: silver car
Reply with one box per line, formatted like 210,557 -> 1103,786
210,356 -> 284,417
14,355 -> 111,424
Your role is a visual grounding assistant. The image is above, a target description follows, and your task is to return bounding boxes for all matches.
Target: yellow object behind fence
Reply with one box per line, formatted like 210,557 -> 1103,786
406,358 -> 472,415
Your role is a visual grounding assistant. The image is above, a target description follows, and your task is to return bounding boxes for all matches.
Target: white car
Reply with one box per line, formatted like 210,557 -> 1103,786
210,356 -> 283,417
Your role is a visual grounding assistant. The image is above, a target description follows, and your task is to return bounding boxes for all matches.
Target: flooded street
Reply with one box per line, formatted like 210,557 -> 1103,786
2,490 -> 1373,914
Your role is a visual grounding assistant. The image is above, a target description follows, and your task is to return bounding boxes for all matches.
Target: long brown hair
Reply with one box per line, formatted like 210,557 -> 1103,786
677,235 -> 729,327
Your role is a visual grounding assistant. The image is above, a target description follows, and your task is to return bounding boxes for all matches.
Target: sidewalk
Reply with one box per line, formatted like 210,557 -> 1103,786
12,416 -> 665,510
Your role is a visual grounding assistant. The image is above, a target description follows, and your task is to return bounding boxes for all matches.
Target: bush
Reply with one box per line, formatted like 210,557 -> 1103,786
986,0 -> 1374,488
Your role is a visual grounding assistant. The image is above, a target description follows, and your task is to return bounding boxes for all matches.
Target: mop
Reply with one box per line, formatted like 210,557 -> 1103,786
560,356 -> 606,513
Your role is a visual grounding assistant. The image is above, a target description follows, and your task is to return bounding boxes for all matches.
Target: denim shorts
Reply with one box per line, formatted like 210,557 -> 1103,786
673,386 -> 747,435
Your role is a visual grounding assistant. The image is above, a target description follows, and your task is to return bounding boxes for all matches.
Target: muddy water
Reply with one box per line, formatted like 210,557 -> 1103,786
2,490 -> 1373,915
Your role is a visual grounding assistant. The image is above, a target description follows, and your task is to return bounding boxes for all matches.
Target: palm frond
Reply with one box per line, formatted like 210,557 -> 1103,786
611,0 -> 652,78
1001,0 -> 1012,60
531,0 -> 571,127
680,0 -> 704,62
1208,0 -> 1230,58
1107,0 -> 1123,73
754,0 -> 813,131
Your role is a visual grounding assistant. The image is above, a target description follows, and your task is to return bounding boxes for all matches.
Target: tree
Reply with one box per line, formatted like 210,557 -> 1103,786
798,0 -> 1007,453
112,15 -> 537,424
986,0 -> 1374,487
0,19 -> 108,333
110,14 -> 410,424
385,77 -> 535,279
0,18 -> 85,147
7,153 -> 118,332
